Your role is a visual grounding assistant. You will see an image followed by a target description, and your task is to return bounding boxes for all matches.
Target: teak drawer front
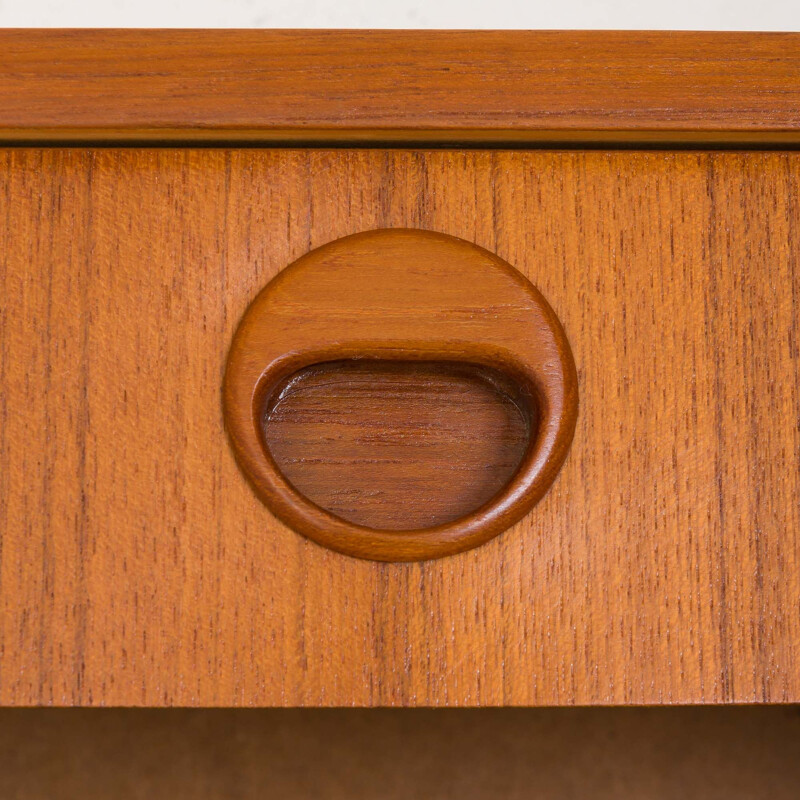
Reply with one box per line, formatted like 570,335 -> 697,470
1,148 -> 799,706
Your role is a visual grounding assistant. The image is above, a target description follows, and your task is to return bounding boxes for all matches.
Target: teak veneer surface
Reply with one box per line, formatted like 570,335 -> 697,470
1,148 -> 799,705
263,361 -> 531,532
1,30 -> 800,144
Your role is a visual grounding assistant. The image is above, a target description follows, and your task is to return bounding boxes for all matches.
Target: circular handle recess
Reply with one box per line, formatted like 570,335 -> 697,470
223,229 -> 577,561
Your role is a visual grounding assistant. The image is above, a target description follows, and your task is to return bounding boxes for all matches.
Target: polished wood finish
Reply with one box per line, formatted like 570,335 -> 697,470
2,708 -> 800,799
264,361 -> 530,532
1,148 -> 799,705
1,31 -> 800,145
224,228 -> 576,561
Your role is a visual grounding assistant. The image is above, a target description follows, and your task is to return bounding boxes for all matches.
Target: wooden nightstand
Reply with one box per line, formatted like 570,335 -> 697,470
1,28 -> 799,796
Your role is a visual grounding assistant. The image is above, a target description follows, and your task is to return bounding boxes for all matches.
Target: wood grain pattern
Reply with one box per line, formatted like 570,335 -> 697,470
224,228 -> 576,561
1,148 -> 799,705
264,361 -> 530,532
1,31 -> 800,145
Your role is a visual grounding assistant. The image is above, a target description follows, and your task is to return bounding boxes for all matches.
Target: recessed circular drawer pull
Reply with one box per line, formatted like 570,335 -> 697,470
223,229 -> 577,561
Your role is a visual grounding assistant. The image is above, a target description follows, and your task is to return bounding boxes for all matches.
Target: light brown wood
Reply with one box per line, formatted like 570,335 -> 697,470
1,148 -> 799,705
1,31 -> 800,145
1,708 -> 800,798
223,228 -> 577,561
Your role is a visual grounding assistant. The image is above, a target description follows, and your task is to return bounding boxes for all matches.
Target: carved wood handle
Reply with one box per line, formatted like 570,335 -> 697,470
223,228 -> 578,561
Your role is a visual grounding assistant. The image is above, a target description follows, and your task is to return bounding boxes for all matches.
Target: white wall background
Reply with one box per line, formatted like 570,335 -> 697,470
0,0 -> 799,30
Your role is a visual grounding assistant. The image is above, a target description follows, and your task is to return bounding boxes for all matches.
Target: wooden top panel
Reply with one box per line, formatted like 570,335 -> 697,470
1,30 -> 800,144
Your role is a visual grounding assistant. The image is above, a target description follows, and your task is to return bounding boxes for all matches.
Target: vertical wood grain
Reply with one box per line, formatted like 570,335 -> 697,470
0,148 -> 798,705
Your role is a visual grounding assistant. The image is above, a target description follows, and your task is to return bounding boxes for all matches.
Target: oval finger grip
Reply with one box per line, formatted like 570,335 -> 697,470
223,229 -> 578,561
